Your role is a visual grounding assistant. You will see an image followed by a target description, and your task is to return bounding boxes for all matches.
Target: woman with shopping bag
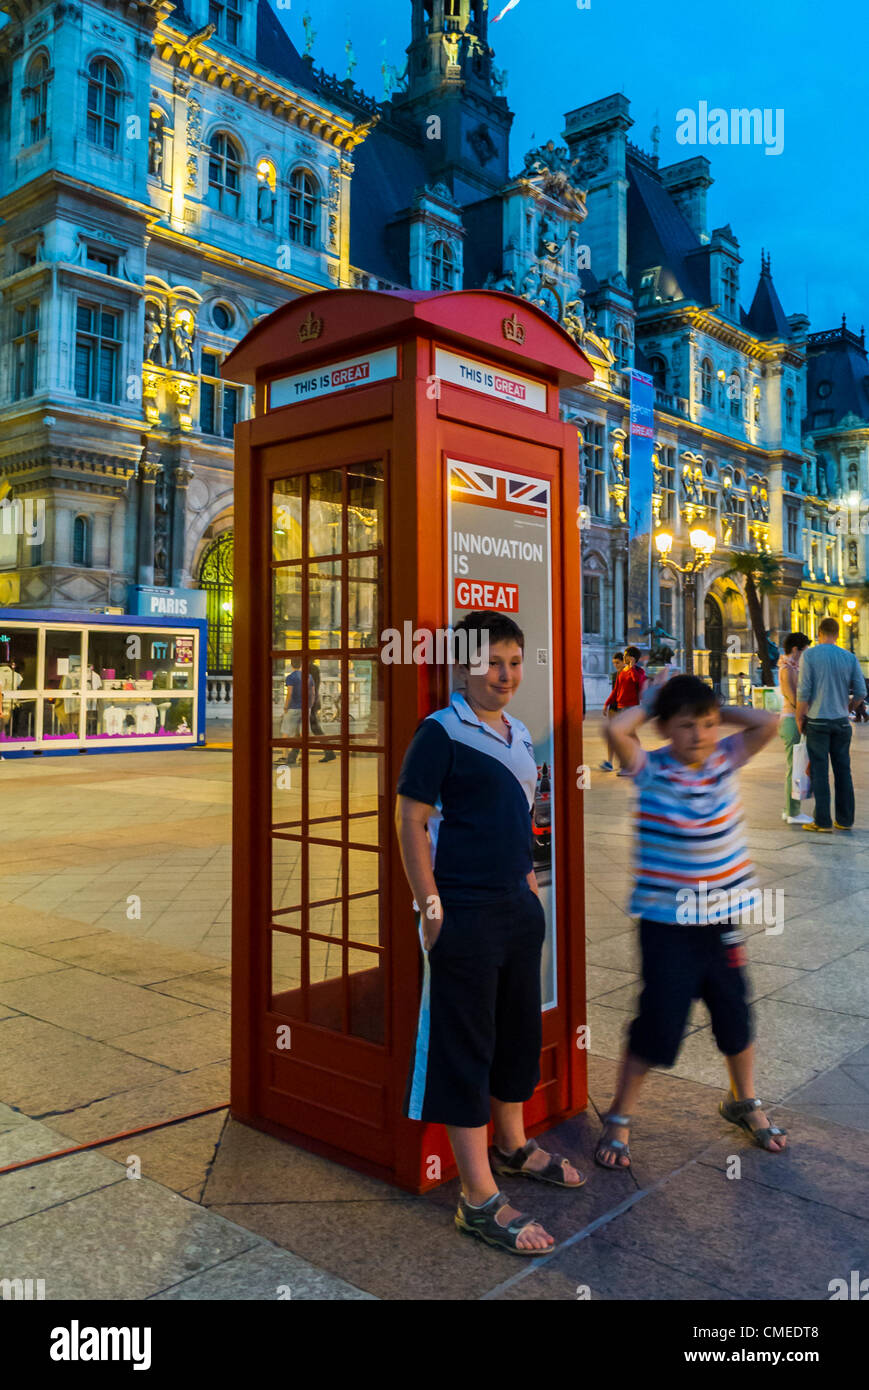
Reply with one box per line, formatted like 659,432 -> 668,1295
778,633 -> 811,824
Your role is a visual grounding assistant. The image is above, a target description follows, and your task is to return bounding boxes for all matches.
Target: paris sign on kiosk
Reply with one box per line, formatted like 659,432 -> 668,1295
224,288 -> 593,1193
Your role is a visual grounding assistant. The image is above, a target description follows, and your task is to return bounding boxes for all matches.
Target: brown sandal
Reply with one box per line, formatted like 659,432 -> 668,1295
490,1137 -> 586,1188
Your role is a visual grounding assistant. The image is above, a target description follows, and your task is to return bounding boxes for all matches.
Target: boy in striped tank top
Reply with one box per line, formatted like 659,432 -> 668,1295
596,675 -> 789,1169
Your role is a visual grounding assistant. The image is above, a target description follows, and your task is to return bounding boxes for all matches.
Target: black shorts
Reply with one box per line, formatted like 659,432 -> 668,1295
404,884 -> 545,1128
629,919 -> 752,1068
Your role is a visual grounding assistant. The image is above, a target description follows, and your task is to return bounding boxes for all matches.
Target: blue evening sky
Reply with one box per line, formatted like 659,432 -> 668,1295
282,0 -> 868,334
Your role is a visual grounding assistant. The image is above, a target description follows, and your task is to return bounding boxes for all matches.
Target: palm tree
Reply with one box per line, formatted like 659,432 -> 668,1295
723,551 -> 782,686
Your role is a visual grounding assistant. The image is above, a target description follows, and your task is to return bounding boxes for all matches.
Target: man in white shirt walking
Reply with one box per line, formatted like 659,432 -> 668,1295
796,617 -> 865,832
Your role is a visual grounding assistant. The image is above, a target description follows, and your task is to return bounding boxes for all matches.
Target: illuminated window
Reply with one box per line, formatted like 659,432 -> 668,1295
200,350 -> 242,439
582,573 -> 601,634
614,322 -> 631,369
209,0 -> 242,44
581,422 -> 606,516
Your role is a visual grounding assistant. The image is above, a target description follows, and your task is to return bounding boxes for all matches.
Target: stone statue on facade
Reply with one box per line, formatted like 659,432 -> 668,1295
148,110 -> 163,178
144,301 -> 167,365
302,10 -> 316,55
521,140 -> 587,212
257,179 -> 275,226
171,309 -> 195,372
345,39 -> 357,81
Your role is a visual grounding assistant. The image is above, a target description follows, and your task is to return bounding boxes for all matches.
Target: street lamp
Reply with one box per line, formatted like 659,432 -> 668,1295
844,598 -> 857,652
654,527 -> 717,675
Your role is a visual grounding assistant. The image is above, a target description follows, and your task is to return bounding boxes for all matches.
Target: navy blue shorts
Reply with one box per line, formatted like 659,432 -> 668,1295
404,885 -> 545,1128
629,919 -> 752,1068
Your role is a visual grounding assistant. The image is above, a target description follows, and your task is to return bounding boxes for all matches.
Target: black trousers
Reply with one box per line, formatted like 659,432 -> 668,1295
806,717 -> 854,829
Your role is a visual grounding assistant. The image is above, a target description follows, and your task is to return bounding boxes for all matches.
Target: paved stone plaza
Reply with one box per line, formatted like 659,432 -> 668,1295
1,723 -> 868,1300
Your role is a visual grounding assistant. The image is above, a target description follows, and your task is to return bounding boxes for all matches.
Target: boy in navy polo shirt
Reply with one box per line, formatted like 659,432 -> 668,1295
395,612 -> 584,1257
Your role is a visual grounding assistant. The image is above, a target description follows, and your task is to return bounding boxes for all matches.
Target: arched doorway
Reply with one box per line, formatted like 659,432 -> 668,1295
198,531 -> 234,673
704,594 -> 724,692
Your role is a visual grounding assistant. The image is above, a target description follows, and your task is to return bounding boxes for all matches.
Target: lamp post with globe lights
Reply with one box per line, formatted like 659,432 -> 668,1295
654,527 -> 717,675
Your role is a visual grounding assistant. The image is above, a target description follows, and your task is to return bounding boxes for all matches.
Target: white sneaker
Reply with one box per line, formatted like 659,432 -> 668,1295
781,812 -> 788,821
787,813 -> 814,825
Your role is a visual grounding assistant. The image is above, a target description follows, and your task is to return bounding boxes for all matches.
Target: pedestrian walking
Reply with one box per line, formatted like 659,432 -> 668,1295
597,675 -> 787,1170
599,651 -> 624,770
279,657 -> 314,766
796,617 -> 865,832
777,633 -> 812,825
395,610 -> 584,1256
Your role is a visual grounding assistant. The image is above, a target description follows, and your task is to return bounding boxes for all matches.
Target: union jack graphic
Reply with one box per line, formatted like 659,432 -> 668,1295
448,460 -> 549,516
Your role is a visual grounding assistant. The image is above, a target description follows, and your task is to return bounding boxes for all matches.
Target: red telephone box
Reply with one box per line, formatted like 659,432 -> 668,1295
224,288 -> 593,1193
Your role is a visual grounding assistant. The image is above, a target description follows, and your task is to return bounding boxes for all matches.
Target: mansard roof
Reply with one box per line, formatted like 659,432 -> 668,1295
256,0 -> 310,89
349,125 -> 433,284
625,155 -> 709,306
744,257 -> 792,340
805,322 -> 869,429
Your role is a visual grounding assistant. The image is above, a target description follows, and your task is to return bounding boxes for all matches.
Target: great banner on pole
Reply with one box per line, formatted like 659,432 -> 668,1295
627,369 -> 655,646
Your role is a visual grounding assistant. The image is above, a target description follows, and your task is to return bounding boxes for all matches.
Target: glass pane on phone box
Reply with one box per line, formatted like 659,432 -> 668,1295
347,660 -> 381,742
307,562 -> 342,647
309,840 -> 342,906
272,836 -> 302,914
348,559 -> 380,649
274,655 -> 307,740
348,893 -> 380,947
0,697 -> 36,742
271,754 -> 301,828
311,657 -> 341,737
271,930 -> 302,1007
309,938 -> 343,989
348,948 -> 384,1045
308,470 -> 343,555
273,479 -> 302,562
347,464 -> 383,552
273,568 -> 303,650
308,901 -> 342,940
348,848 -> 379,900
348,750 -> 381,844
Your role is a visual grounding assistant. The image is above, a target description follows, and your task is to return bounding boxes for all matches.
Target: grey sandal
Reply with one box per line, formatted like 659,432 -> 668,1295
719,1097 -> 788,1152
490,1137 -> 586,1189
455,1191 -> 553,1256
595,1112 -> 632,1170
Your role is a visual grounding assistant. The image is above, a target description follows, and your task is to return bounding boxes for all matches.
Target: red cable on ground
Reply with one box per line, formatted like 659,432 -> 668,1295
0,1102 -> 229,1176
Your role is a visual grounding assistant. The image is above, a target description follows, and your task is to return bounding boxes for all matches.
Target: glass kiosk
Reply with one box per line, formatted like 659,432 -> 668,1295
226,287 -> 593,1192
0,609 -> 206,755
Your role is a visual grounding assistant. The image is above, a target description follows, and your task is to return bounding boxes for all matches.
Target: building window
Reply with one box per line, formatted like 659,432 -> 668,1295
73,515 -> 92,567
700,357 -> 713,406
613,322 -> 631,370
582,572 -> 601,634
826,542 -> 836,582
723,265 -> 738,317
212,303 -> 234,331
85,247 -> 118,276
209,0 -> 242,44
659,586 -> 673,636
731,497 -> 746,547
785,387 -> 796,430
702,489 -> 718,533
582,422 -> 606,516
200,350 -> 242,438
289,168 -> 318,246
658,446 -> 676,524
74,302 -> 120,402
86,58 -> 122,152
431,240 -> 455,291
25,53 -> 51,145
13,302 -> 40,400
198,531 -> 234,672
648,356 -> 667,392
207,133 -> 242,216
729,371 -> 742,419
786,504 -> 799,554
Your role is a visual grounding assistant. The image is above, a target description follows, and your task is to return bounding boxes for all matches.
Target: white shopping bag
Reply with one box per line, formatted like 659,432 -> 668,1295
792,736 -> 811,801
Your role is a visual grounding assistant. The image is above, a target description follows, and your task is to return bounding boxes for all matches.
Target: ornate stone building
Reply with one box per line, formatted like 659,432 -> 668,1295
2,0 -> 865,698
0,0 -> 373,670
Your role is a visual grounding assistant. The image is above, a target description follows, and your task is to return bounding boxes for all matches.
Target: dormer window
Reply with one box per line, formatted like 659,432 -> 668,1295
209,0 -> 242,45
723,265 -> 738,318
